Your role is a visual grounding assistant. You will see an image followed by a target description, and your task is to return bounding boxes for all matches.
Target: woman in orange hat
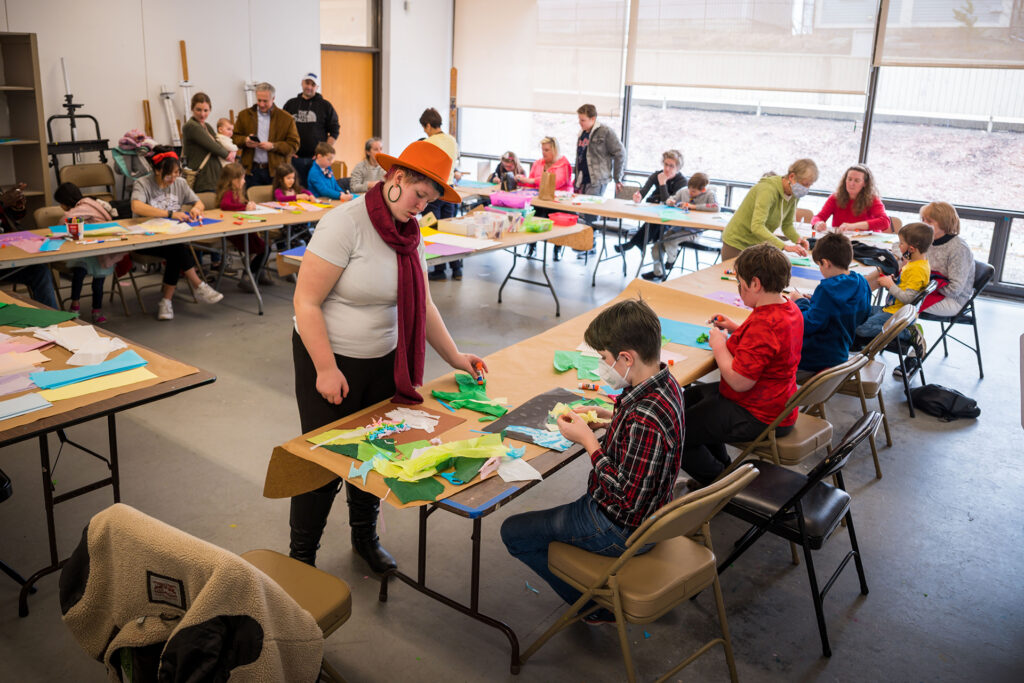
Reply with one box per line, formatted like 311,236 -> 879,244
288,140 -> 488,573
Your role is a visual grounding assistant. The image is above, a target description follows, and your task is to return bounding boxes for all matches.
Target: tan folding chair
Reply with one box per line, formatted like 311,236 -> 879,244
889,215 -> 902,233
725,355 -> 869,472
331,160 -> 348,181
247,184 -> 274,204
795,207 -> 813,224
242,550 -> 352,683
59,163 -> 116,202
835,305 -> 917,478
520,464 -> 759,683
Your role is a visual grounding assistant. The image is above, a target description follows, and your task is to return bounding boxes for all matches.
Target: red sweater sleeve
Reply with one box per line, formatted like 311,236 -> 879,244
812,194 -> 837,226
865,196 -> 891,232
219,194 -> 247,211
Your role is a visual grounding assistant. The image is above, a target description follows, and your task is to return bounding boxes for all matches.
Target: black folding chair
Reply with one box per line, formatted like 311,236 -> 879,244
919,260 -> 993,379
717,412 -> 882,657
880,280 -> 937,417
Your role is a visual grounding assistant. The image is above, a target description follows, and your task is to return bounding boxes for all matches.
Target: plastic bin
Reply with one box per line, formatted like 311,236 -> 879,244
549,212 -> 579,227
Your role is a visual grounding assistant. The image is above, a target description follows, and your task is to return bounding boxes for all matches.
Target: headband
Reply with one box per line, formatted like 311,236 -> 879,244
152,151 -> 179,164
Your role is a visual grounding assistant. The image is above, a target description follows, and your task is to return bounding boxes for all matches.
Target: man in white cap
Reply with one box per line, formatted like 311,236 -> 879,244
283,73 -> 341,186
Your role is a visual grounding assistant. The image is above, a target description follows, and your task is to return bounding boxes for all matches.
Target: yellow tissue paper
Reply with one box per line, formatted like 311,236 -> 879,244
372,433 -> 507,482
37,367 -> 157,401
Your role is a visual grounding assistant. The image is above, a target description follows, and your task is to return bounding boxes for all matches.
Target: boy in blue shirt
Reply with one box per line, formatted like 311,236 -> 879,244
306,142 -> 352,201
789,232 -> 871,377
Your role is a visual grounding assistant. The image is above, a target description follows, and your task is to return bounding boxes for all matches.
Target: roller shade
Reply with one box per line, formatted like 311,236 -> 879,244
625,0 -> 877,94
453,0 -> 628,115
876,0 -> 1024,68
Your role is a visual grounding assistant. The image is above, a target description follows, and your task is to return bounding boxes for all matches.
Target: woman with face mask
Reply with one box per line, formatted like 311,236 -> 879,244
722,158 -> 818,260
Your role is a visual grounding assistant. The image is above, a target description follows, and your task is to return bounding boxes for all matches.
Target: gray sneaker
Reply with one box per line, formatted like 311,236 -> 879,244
195,281 -> 224,304
908,322 -> 927,359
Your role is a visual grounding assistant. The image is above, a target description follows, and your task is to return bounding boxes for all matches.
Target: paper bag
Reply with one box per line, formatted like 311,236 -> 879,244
538,171 -> 556,200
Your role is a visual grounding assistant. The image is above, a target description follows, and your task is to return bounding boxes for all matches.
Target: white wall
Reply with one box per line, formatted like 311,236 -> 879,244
2,0 -> 317,186
381,0 -> 453,154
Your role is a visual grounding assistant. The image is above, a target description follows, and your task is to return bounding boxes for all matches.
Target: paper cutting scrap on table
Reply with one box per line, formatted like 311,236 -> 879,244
791,265 -> 825,282
785,253 -> 813,267
384,406 -> 440,433
431,372 -> 508,417
504,425 -> 573,452
0,392 -> 52,421
660,347 -> 686,365
383,476 -> 445,504
702,290 -> 751,310
30,349 -> 147,390
552,350 -> 601,381
348,460 -> 374,485
658,317 -> 712,351
547,400 -> 611,430
0,371 -> 35,397
372,433 -> 507,482
308,418 -> 411,450
0,304 -> 77,328
37,367 -> 158,402
33,324 -> 131,365
498,457 -> 543,483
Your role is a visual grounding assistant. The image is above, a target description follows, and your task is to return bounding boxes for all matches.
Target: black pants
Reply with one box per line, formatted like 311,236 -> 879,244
289,330 -> 396,545
427,199 -> 461,274
681,382 -> 792,484
70,268 -> 105,309
137,245 -> 196,286
245,165 -> 272,188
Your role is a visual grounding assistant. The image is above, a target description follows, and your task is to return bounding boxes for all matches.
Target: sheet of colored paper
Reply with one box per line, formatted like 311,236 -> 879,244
0,392 -> 51,421
658,317 -> 712,351
187,218 -> 223,228
702,290 -> 750,309
30,349 -> 148,390
419,232 -> 501,249
0,304 -> 77,328
0,230 -> 44,244
423,242 -> 474,257
0,371 -> 35,397
791,265 -> 825,281
39,239 -> 64,252
37,367 -> 157,402
49,222 -> 127,236
456,179 -> 498,189
660,348 -> 687,365
8,238 -> 44,253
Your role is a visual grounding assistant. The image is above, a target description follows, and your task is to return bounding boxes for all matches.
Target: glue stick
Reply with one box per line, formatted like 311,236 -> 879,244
579,381 -> 598,391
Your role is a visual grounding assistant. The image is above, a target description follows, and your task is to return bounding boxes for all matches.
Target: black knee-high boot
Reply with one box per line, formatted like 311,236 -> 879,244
289,478 -> 342,566
347,482 -> 396,573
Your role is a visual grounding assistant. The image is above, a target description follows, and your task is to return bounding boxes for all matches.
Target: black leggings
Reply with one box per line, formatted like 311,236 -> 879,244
290,330 -> 396,530
70,268 -> 105,309
137,245 -> 196,286
681,382 -> 792,484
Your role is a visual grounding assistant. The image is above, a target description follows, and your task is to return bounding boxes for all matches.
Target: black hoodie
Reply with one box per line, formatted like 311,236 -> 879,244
282,92 -> 340,158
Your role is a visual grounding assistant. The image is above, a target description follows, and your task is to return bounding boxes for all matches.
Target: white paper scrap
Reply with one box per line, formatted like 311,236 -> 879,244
498,457 -> 543,483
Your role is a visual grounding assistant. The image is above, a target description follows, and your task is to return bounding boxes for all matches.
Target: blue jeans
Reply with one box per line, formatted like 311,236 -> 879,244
3,264 -> 58,309
500,493 -> 638,605
855,306 -> 912,346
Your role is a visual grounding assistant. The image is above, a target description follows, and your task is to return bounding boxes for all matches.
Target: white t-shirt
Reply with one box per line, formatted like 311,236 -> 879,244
301,196 -> 427,358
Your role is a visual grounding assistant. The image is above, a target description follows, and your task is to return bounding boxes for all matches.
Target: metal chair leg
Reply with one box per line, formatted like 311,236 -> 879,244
800,538 -> 832,657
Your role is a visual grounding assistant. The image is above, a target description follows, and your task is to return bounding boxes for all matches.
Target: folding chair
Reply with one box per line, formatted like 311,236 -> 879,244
60,504 -> 350,683
878,280 -> 938,418
834,305 -> 918,478
918,260 -> 993,379
718,412 -> 881,657
59,163 -> 116,202
111,148 -> 152,201
520,464 -> 759,683
795,207 -> 813,225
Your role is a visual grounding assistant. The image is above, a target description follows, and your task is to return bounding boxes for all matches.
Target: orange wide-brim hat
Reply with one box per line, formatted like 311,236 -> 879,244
375,140 -> 461,203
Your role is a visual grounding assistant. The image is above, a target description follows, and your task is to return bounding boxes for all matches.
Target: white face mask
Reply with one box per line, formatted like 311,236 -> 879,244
791,181 -> 810,199
597,356 -> 631,390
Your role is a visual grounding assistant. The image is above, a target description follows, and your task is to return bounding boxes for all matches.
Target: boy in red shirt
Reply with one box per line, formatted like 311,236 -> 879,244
682,243 -> 803,484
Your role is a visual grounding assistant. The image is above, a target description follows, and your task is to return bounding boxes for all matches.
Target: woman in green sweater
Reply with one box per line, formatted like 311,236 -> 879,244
182,92 -> 233,193
722,158 -> 818,260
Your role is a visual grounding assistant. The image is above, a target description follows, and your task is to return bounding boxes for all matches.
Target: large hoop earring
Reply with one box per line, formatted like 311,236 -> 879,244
387,183 -> 402,203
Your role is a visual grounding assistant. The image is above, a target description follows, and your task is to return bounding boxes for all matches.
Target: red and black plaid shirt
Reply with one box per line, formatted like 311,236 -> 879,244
587,365 -> 685,529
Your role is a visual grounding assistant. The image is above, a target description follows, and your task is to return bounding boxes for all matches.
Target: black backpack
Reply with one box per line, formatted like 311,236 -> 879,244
909,384 -> 980,421
851,241 -> 900,276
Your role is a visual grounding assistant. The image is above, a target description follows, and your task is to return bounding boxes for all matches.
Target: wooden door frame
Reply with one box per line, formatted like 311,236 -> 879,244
320,0 -> 382,136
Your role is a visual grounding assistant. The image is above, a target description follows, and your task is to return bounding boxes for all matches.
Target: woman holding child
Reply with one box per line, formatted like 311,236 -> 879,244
289,141 -> 488,573
182,92 -> 234,194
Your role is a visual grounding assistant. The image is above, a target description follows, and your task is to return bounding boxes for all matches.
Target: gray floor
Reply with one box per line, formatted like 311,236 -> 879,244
1,244 -> 1022,682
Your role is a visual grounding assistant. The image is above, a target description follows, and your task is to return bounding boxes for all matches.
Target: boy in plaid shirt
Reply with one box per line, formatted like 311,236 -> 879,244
501,299 -> 685,624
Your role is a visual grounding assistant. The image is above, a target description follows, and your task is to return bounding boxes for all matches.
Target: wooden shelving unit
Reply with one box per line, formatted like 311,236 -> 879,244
0,32 -> 51,227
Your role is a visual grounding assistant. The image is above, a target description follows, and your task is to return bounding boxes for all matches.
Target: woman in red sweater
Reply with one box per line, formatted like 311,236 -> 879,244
216,162 -> 269,290
812,164 -> 891,233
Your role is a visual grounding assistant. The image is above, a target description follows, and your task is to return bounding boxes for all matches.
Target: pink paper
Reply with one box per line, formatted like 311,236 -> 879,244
7,238 -> 45,254
0,371 -> 35,397
423,242 -> 474,257
702,290 -> 751,310
0,339 -> 52,354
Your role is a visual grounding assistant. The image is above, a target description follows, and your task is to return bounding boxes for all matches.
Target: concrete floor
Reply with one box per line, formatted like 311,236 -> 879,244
1,245 -> 1022,682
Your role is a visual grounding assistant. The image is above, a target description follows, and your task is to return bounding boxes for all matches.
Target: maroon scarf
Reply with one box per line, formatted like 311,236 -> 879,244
364,183 -> 426,404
